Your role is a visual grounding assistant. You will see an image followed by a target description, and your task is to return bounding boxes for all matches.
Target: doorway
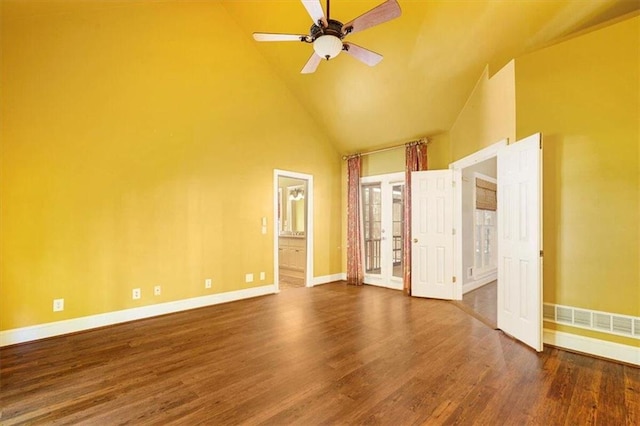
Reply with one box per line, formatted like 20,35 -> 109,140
360,172 -> 405,290
411,135 -> 542,351
273,170 -> 314,292
449,143 -> 502,327
458,159 -> 498,328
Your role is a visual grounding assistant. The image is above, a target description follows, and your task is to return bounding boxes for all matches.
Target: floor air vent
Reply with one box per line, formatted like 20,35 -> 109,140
543,304 -> 555,321
556,306 -> 573,323
594,313 -> 612,331
573,309 -> 591,327
612,317 -> 633,335
544,303 -> 639,340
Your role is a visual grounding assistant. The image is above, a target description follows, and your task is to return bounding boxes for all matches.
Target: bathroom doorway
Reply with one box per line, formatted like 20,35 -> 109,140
273,170 -> 314,292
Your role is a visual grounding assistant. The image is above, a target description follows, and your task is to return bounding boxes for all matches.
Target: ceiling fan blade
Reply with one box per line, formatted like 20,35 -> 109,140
301,53 -> 322,74
344,43 -> 383,66
253,33 -> 307,42
342,0 -> 401,35
301,0 -> 327,27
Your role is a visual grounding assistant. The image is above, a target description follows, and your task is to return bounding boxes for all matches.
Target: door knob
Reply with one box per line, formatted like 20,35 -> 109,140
413,238 -> 418,243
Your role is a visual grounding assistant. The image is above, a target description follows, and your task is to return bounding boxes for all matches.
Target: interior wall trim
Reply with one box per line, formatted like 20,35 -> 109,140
362,278 -> 403,291
312,274 -> 345,286
543,329 -> 639,366
462,272 -> 497,294
0,285 -> 276,347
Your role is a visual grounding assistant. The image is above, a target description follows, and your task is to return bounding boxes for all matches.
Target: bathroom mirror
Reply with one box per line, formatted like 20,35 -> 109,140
279,183 -> 305,235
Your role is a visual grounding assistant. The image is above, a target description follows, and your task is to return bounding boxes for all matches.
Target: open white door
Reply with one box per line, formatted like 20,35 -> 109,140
411,170 -> 455,299
497,133 -> 543,351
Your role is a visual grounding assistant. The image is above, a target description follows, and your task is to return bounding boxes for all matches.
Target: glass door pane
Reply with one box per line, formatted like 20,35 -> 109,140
391,184 -> 404,278
360,172 -> 405,289
362,184 -> 381,274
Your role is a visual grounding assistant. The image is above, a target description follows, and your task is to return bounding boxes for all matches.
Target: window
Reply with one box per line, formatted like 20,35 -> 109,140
474,174 -> 497,276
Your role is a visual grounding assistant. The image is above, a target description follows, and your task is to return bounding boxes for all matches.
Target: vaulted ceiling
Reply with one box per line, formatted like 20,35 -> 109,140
221,0 -> 639,154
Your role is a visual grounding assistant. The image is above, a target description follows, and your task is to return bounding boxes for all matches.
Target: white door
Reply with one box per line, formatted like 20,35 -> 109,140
497,133 -> 543,351
361,173 -> 405,290
411,170 -> 455,299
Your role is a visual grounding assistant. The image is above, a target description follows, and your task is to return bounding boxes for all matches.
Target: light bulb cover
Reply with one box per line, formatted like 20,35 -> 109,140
313,35 -> 343,60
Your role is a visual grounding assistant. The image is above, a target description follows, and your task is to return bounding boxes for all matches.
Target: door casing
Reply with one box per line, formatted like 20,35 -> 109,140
449,136 -> 542,351
451,139 -> 508,301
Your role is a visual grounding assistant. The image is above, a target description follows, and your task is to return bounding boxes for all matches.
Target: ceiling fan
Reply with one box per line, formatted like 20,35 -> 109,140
252,0 -> 402,74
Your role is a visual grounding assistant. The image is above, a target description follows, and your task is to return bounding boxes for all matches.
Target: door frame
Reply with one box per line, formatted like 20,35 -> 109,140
273,169 -> 314,292
450,139 -> 508,301
360,171 -> 405,290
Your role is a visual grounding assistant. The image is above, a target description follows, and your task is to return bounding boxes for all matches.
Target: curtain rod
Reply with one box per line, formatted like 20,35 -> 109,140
342,137 -> 430,161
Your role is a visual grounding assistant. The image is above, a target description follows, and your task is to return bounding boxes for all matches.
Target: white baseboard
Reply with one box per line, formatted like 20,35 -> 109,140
0,284 -> 276,347
463,272 -> 497,294
363,279 -> 403,291
312,273 -> 345,286
543,328 -> 639,366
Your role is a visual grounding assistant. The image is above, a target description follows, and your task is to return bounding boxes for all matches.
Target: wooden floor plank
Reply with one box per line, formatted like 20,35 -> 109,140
1,283 -> 637,425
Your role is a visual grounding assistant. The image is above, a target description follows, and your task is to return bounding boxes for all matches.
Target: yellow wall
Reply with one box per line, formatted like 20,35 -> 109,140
515,16 -> 639,345
0,1 -> 343,330
358,132 -> 453,178
361,149 -> 405,177
450,62 -> 516,160
425,132 -> 452,171
449,17 -> 638,347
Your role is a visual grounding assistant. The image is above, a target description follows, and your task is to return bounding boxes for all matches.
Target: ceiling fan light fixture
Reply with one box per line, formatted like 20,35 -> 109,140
313,35 -> 342,60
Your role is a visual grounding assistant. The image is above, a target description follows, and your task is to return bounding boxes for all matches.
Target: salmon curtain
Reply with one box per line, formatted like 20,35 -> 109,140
403,142 -> 428,295
346,155 -> 364,286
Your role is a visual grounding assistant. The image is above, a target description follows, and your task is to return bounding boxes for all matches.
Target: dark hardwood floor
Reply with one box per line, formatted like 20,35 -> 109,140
1,282 -> 638,425
455,281 -> 498,329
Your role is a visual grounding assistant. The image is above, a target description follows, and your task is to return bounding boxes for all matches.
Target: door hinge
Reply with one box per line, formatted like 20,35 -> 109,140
452,228 -> 456,235
540,250 -> 544,257
452,276 -> 457,283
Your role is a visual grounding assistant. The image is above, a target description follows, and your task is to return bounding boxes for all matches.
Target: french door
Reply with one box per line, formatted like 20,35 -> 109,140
361,172 -> 405,289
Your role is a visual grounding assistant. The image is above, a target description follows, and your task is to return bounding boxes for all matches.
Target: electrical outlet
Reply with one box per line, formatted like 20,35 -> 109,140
245,273 -> 254,283
260,272 -> 265,281
53,298 -> 64,312
205,278 -> 212,289
154,285 -> 161,296
132,288 -> 141,300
